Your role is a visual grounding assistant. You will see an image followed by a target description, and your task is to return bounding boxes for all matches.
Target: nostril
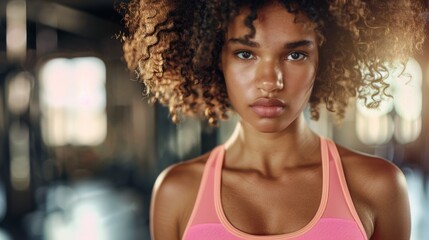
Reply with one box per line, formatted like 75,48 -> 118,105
256,62 -> 284,92
259,80 -> 283,93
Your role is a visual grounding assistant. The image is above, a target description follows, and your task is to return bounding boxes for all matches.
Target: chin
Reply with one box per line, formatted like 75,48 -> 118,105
252,119 -> 292,134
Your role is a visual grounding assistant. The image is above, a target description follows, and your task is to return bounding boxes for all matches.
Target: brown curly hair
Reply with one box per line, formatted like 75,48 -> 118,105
121,0 -> 426,125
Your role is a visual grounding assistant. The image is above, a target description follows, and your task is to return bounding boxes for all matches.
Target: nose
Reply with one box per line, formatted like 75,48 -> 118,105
256,60 -> 284,94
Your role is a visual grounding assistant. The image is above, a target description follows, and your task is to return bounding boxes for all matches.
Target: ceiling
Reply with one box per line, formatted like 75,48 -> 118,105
0,0 -> 428,62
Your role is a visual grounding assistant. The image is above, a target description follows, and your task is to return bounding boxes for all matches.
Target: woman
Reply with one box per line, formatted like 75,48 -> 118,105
121,0 -> 426,239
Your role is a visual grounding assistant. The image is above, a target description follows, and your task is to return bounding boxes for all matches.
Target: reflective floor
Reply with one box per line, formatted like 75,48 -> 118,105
0,167 -> 427,240
29,168 -> 429,240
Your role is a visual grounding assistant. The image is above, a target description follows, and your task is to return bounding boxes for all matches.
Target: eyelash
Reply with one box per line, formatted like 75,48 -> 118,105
287,52 -> 308,61
234,50 -> 308,61
235,51 -> 254,60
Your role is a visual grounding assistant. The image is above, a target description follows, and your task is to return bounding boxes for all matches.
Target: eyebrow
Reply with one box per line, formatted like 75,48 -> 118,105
227,38 -> 260,47
227,38 -> 314,49
285,40 -> 314,49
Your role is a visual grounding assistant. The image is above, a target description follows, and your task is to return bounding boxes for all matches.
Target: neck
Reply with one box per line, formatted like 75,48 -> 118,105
224,116 -> 321,176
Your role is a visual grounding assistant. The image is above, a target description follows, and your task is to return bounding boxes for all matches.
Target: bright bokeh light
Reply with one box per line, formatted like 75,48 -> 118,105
356,58 -> 423,145
39,57 -> 107,146
44,200 -> 106,240
70,203 -> 106,240
392,58 -> 423,121
306,105 -> 333,139
394,89 -> 422,121
44,182 -> 144,240
394,116 -> 422,144
6,0 -> 27,61
0,230 -> 11,240
356,96 -> 394,117
7,72 -> 32,114
356,113 -> 394,145
427,62 -> 429,102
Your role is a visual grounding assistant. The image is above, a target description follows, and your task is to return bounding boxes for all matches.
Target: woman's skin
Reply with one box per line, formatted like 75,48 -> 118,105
150,2 -> 411,240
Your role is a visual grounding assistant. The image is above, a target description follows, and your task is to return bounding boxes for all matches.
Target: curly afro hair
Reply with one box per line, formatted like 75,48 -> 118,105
121,0 -> 426,125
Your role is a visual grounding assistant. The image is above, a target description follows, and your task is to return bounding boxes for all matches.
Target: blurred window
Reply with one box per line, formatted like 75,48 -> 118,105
39,57 -> 107,146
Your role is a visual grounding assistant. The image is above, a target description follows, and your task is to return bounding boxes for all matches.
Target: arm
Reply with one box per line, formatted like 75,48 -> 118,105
150,160 -> 204,240
369,163 -> 411,240
150,166 -> 182,240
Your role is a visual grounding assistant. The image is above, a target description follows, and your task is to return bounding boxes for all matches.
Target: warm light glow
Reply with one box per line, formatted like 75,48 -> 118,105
39,57 -> 107,146
356,113 -> 394,145
356,58 -> 423,145
394,116 -> 422,144
394,89 -> 422,121
6,0 -> 27,61
7,72 -> 32,114
72,111 -> 107,146
356,97 -> 394,117
392,58 -> 423,121
427,61 -> 429,90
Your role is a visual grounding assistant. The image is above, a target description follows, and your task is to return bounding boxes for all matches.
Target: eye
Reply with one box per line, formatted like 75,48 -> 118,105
235,51 -> 255,60
287,52 -> 307,61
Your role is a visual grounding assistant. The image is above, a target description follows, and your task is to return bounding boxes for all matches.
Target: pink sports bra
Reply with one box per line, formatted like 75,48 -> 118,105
182,138 -> 368,240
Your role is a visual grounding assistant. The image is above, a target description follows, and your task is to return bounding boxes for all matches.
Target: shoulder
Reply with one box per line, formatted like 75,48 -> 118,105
152,153 -> 209,204
335,144 -> 407,201
335,143 -> 410,239
150,150 -> 211,238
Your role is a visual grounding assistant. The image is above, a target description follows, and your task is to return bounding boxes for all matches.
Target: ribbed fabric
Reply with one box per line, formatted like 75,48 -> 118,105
182,138 -> 368,240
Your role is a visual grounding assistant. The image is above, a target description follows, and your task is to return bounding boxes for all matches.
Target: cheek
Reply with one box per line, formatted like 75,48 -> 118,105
285,64 -> 317,91
223,69 -> 255,109
223,63 -> 255,91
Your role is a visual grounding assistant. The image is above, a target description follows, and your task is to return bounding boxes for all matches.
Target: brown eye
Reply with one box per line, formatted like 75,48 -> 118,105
236,51 -> 254,60
287,52 -> 307,61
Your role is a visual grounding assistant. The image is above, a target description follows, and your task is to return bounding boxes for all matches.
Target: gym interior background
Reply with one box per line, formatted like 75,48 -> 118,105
1,0 -> 429,239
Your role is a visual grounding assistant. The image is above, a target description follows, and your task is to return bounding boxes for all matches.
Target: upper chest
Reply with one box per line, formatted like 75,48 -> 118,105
219,160 -> 374,237
219,165 -> 324,234
179,150 -> 375,238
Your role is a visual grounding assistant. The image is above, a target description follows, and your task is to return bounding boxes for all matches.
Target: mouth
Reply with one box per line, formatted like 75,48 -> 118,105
250,98 -> 286,118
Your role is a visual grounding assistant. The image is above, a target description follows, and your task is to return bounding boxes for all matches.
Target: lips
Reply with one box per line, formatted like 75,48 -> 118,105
250,98 -> 286,118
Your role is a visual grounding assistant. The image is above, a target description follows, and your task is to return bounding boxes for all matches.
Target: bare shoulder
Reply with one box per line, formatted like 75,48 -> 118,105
335,143 -> 410,239
150,150 -> 211,239
153,153 -> 209,197
335,144 -> 407,200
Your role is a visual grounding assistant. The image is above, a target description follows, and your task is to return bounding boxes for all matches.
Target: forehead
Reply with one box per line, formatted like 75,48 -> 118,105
226,2 -> 316,41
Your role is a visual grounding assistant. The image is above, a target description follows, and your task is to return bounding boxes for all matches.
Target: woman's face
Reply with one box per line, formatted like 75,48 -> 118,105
220,2 -> 319,133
